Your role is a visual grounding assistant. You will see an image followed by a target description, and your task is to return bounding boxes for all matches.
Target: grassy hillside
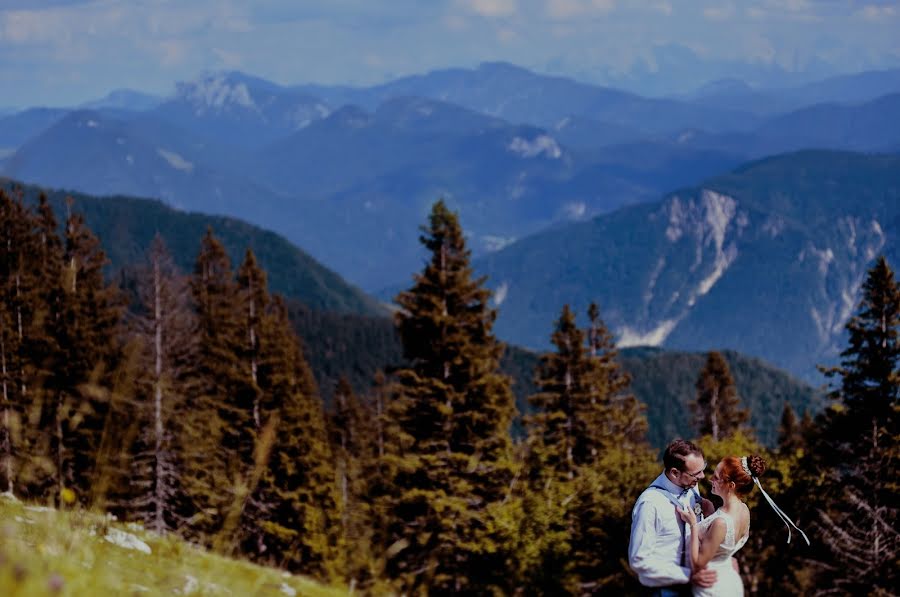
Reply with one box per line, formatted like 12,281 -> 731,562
0,495 -> 346,597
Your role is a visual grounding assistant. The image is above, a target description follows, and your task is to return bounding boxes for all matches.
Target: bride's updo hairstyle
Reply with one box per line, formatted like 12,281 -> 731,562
721,455 -> 767,497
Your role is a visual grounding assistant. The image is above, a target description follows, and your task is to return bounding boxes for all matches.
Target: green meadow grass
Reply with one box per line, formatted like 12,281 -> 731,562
0,495 -> 349,597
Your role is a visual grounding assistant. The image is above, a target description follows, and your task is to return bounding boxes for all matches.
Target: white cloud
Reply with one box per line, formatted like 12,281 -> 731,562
703,4 -> 734,21
767,0 -> 811,12
363,52 -> 385,67
547,0 -> 583,19
157,39 -> 189,67
459,0 -> 517,18
1,8 -> 74,44
508,134 -> 562,158
857,4 -> 897,20
651,1 -> 672,16
442,14 -> 468,30
212,47 -> 243,69
743,32 -> 777,64
497,27 -> 517,42
545,0 -> 615,20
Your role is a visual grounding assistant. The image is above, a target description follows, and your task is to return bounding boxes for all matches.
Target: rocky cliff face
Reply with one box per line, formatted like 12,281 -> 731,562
477,151 -> 900,381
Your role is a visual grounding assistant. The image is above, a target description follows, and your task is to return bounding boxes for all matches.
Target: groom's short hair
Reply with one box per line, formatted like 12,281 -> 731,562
663,439 -> 703,472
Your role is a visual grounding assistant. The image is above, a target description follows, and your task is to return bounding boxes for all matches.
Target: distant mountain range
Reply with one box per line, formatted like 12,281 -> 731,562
1,62 -> 899,296
475,150 -> 900,382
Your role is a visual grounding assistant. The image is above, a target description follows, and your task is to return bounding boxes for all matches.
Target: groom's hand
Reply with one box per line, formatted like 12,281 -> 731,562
691,568 -> 717,588
700,497 -> 714,517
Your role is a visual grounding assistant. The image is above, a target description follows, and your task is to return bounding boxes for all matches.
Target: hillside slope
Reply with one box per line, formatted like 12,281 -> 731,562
0,495 -> 344,596
2,179 -> 384,316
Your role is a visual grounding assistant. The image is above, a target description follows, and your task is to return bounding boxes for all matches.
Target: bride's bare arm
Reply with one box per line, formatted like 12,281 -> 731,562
679,508 -> 728,571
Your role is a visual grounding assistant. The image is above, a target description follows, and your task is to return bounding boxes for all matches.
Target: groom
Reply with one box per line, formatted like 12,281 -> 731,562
628,439 -> 717,596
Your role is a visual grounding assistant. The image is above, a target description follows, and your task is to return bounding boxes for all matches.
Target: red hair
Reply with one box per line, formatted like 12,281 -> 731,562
720,455 -> 767,497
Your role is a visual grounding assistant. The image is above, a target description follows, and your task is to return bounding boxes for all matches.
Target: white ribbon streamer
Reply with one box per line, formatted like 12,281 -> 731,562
753,476 -> 811,545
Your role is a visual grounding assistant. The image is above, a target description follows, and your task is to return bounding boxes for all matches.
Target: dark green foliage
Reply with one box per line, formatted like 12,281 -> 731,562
327,376 -> 384,587
0,188 -> 39,495
777,402 -> 803,457
523,304 -> 655,593
691,351 -> 750,441
15,193 -> 64,498
528,305 -> 589,481
3,179 -> 383,317
384,200 -> 518,595
251,297 -> 339,579
805,255 -> 900,593
621,347 -> 819,448
181,229 -> 245,541
53,206 -> 124,502
284,302 -> 403,407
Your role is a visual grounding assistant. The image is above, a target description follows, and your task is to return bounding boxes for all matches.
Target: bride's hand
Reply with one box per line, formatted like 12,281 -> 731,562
678,505 -> 697,526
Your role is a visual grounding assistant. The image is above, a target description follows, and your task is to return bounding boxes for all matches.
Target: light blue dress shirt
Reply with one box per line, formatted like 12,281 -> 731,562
628,472 -> 701,588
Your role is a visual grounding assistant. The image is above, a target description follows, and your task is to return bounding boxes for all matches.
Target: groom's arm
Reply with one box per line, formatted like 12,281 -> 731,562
628,501 -> 692,587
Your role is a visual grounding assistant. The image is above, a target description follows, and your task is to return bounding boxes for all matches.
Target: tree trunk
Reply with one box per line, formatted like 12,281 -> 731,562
153,257 -> 165,534
1,330 -> 12,494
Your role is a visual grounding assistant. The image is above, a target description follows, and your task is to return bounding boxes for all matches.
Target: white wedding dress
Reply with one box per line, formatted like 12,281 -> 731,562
692,509 -> 748,597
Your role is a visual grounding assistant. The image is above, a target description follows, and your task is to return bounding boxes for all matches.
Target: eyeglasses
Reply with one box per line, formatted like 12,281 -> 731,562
681,461 -> 707,480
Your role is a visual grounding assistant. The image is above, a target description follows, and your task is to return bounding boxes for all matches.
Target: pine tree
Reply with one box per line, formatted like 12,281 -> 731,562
529,305 -> 587,482
583,302 -> 647,450
126,235 -> 199,533
182,228 -> 245,542
252,296 -> 339,578
523,303 -> 653,593
384,200 -> 518,595
18,193 -> 65,498
575,313 -> 655,593
0,188 -> 38,495
691,351 -> 749,441
328,376 -> 381,586
777,402 -> 803,457
227,249 -> 271,552
51,206 -> 123,502
809,255 -> 900,593
521,305 -> 587,593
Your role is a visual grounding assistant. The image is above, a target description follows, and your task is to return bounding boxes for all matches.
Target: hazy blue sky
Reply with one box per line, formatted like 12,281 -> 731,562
2,0 -> 899,107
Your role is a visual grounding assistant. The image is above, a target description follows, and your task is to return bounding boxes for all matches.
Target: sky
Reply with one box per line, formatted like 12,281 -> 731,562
1,0 -> 899,108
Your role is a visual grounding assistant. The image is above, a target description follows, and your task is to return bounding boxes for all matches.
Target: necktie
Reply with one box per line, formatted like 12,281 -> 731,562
679,489 -> 689,567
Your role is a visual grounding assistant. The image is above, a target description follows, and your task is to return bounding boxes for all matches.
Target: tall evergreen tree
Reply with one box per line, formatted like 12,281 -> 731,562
522,303 -> 655,593
809,255 -> 900,593
328,376 -> 382,587
384,200 -> 518,594
777,402 -> 803,457
691,351 -> 749,441
0,188 -> 38,495
51,206 -> 122,502
227,249 -> 271,552
127,235 -> 199,533
252,296 -> 339,578
521,305 -> 589,594
182,228 -> 245,542
528,305 -> 587,482
19,193 -> 65,497
584,302 -> 647,449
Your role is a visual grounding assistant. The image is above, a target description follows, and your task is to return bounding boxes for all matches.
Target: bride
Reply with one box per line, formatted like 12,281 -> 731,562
678,454 -> 809,597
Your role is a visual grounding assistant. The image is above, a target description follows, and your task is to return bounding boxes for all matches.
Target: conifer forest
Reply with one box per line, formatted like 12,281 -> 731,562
1,189 -> 897,595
